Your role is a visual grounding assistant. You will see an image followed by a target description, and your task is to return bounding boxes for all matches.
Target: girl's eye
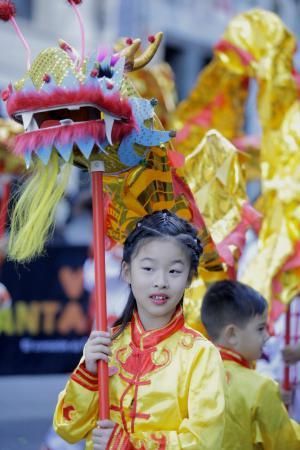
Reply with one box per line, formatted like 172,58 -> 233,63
142,267 -> 153,271
170,269 -> 182,274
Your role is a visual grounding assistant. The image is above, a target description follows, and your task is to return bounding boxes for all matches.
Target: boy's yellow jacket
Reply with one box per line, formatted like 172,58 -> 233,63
53,308 -> 225,449
220,347 -> 300,450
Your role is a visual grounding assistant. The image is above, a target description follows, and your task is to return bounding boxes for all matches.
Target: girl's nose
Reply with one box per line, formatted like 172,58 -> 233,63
153,272 -> 169,288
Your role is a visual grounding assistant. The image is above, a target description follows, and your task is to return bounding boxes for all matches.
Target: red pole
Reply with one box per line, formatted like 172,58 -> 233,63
0,181 -> 11,238
90,161 -> 109,420
283,303 -> 291,408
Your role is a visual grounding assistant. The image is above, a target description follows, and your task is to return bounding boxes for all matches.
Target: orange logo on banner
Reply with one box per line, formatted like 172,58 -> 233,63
58,266 -> 84,300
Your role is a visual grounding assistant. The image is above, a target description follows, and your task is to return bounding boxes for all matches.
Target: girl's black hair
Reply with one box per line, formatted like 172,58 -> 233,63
113,210 -> 203,338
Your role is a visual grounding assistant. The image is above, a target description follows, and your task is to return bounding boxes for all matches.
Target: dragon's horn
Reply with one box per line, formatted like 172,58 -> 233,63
121,32 -> 163,72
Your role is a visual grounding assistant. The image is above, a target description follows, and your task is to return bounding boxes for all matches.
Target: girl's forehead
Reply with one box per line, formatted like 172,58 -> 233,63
133,236 -> 189,259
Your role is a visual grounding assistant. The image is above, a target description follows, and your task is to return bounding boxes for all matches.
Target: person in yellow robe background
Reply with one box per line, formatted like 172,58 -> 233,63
201,280 -> 300,450
53,210 -> 225,449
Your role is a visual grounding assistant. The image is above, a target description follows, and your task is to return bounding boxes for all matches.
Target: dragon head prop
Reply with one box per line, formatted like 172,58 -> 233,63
2,13 -> 173,171
0,0 -> 175,261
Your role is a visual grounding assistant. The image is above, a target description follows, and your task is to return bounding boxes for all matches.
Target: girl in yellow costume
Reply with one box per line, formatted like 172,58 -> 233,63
53,210 -> 225,449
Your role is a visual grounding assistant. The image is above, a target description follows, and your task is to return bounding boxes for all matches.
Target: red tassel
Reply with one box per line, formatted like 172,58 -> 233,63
59,41 -> 71,52
67,0 -> 82,4
106,81 -> 114,90
90,69 -> 98,78
148,35 -> 155,43
125,37 -> 133,45
0,0 -> 16,21
43,74 -> 51,83
1,88 -> 10,101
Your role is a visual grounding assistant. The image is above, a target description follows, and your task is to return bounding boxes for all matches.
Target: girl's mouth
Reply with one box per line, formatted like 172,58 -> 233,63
150,295 -> 169,305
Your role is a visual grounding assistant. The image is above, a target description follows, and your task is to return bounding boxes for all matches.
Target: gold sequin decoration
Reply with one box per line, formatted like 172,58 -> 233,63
14,48 -> 87,91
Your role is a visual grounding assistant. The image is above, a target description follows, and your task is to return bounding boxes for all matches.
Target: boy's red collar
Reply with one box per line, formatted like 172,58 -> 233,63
217,345 -> 254,369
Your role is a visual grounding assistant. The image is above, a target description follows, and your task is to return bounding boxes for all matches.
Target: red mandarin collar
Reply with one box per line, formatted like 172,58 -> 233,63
218,345 -> 254,369
131,307 -> 184,350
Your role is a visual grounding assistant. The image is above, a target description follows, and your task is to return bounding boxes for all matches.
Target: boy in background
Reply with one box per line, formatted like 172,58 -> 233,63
201,280 -> 300,450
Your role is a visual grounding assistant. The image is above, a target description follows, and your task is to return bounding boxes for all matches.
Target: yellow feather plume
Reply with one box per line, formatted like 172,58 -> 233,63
8,152 -> 72,262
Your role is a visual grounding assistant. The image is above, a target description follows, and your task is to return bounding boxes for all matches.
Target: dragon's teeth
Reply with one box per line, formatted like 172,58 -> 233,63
103,113 -> 114,145
27,118 -> 38,132
22,112 -> 33,130
60,119 -> 74,125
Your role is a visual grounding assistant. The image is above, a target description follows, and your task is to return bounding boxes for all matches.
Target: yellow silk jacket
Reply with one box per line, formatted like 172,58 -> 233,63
219,348 -> 300,450
54,308 -> 225,449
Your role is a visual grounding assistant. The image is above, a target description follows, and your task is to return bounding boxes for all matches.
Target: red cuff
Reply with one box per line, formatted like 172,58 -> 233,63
71,362 -> 98,391
80,362 -> 98,379
107,424 -> 133,449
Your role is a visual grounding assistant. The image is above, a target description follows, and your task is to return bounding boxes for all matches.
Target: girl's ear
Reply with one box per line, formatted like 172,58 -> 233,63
121,261 -> 131,284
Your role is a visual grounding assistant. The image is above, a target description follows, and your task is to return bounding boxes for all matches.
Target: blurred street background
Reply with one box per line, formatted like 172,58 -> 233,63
0,375 -> 69,450
1,1 -> 300,449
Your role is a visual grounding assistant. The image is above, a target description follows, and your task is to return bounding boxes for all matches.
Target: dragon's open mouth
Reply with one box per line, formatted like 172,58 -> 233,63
15,103 -> 130,145
7,87 -> 136,158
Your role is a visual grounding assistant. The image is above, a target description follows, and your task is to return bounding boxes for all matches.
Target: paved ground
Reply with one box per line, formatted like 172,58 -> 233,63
0,374 -> 74,450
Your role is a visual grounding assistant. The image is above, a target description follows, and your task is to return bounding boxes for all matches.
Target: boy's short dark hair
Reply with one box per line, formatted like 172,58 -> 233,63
201,280 -> 268,340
